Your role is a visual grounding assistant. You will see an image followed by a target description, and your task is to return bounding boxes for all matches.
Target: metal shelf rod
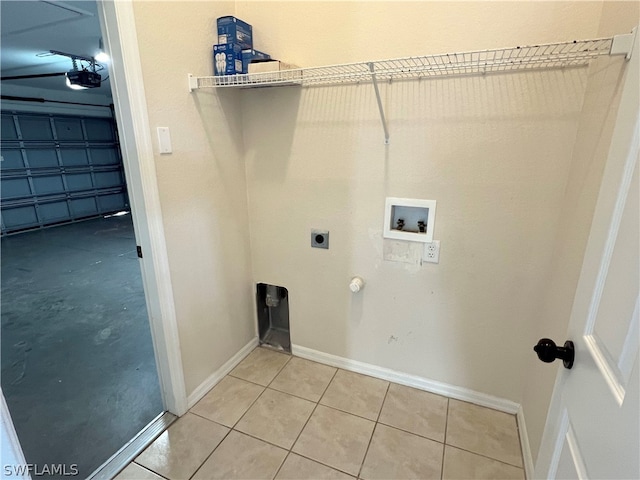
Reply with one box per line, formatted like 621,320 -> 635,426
368,62 -> 390,145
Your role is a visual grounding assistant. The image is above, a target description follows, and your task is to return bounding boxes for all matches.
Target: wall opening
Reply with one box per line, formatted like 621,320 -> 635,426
256,283 -> 290,353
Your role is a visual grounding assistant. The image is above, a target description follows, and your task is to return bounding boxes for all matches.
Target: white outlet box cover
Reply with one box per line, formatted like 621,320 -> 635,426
157,127 -> 172,154
383,197 -> 436,243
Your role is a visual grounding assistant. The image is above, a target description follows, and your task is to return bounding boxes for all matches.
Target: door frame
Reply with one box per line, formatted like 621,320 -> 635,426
97,0 -> 187,416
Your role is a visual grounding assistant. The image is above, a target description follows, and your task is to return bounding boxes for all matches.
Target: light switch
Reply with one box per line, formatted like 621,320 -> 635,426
157,127 -> 172,154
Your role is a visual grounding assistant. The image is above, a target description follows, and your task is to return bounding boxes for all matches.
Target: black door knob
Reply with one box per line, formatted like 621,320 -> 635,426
534,338 -> 574,369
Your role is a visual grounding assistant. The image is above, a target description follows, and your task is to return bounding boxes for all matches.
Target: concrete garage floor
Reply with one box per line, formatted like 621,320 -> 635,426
1,215 -> 163,479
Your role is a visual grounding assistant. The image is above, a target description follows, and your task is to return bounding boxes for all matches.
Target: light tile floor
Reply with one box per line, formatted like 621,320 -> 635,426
116,348 -> 525,480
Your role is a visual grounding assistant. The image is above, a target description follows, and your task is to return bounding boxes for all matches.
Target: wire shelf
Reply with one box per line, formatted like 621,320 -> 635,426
192,37 -> 614,89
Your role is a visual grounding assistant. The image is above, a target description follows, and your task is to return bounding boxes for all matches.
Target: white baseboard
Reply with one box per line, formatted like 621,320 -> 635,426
517,405 -> 535,479
292,344 -> 520,414
187,337 -> 259,409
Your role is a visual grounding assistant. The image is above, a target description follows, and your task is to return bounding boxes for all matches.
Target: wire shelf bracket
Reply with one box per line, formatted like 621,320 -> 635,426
188,31 -> 636,143
611,27 -> 637,60
368,62 -> 390,145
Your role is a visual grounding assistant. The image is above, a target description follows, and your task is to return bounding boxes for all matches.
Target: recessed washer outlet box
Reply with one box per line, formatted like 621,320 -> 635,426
311,229 -> 329,249
383,197 -> 436,243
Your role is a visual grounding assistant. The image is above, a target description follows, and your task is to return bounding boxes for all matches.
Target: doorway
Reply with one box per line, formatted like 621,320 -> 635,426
0,0 -> 166,473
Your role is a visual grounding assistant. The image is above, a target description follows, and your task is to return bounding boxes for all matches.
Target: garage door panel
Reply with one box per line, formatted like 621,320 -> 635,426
84,119 -> 115,141
18,116 -> 54,141
2,206 -> 39,230
1,115 -> 18,140
1,149 -> 25,169
94,171 -> 123,189
98,193 -> 126,212
70,198 -> 98,217
54,118 -> 84,141
39,201 -> 70,222
60,149 -> 89,166
66,173 -> 94,191
1,112 -> 128,234
1,178 -> 32,199
25,149 -> 58,168
32,175 -> 65,195
90,148 -> 119,166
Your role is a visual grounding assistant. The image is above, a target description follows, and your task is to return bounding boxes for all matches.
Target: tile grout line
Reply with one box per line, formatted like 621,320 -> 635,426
442,399 -> 524,469
441,398 -> 450,480
243,352 -> 306,461
263,351 -> 293,389
443,444 -> 527,470
356,382 -> 390,479
134,412 -> 231,480
271,451 -> 292,480
192,351 -> 331,480
289,366 -> 339,447
229,348 -> 292,431
270,367 -> 342,479
227,349 -> 292,389
232,381 -> 270,430
375,419 -> 448,445
272,358 -> 337,480
268,384 -> 324,403
131,461 -> 170,480
268,356 -> 337,401
186,417 -> 234,480
187,350 -> 292,480
314,400 -> 387,424
228,428 -> 293,453
189,409 -> 247,432
289,452 -> 355,478
267,360 -> 341,403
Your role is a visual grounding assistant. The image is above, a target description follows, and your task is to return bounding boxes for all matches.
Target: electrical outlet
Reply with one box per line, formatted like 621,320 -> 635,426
311,229 -> 329,249
424,240 -> 440,264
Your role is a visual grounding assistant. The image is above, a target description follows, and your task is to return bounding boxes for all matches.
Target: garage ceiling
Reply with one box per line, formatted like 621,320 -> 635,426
1,0 -> 111,97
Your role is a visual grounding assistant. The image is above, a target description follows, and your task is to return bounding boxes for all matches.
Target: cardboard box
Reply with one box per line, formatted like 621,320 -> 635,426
213,43 -> 243,75
248,60 -> 301,83
217,16 -> 253,50
241,49 -> 271,74
248,60 -> 299,73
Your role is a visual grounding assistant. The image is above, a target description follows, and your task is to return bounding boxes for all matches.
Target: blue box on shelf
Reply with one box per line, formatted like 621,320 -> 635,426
213,43 -> 243,75
241,49 -> 271,73
217,16 -> 253,50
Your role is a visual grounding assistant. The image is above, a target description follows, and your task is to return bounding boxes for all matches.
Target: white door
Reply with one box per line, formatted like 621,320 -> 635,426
535,30 -> 639,480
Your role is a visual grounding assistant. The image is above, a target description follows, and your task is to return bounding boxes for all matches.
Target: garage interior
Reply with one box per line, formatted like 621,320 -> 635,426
1,1 -> 163,477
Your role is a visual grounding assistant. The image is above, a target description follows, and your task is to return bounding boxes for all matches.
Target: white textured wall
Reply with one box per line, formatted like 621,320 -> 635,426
132,2 -> 255,396
236,1 -> 603,65
521,1 -> 639,461
238,1 -> 603,403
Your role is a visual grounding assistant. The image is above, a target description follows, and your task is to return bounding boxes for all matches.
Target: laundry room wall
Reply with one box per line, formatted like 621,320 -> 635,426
131,1 -> 255,396
237,0 -> 605,404
521,0 -> 639,462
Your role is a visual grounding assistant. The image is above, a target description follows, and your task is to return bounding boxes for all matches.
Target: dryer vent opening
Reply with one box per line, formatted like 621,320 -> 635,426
256,283 -> 290,353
